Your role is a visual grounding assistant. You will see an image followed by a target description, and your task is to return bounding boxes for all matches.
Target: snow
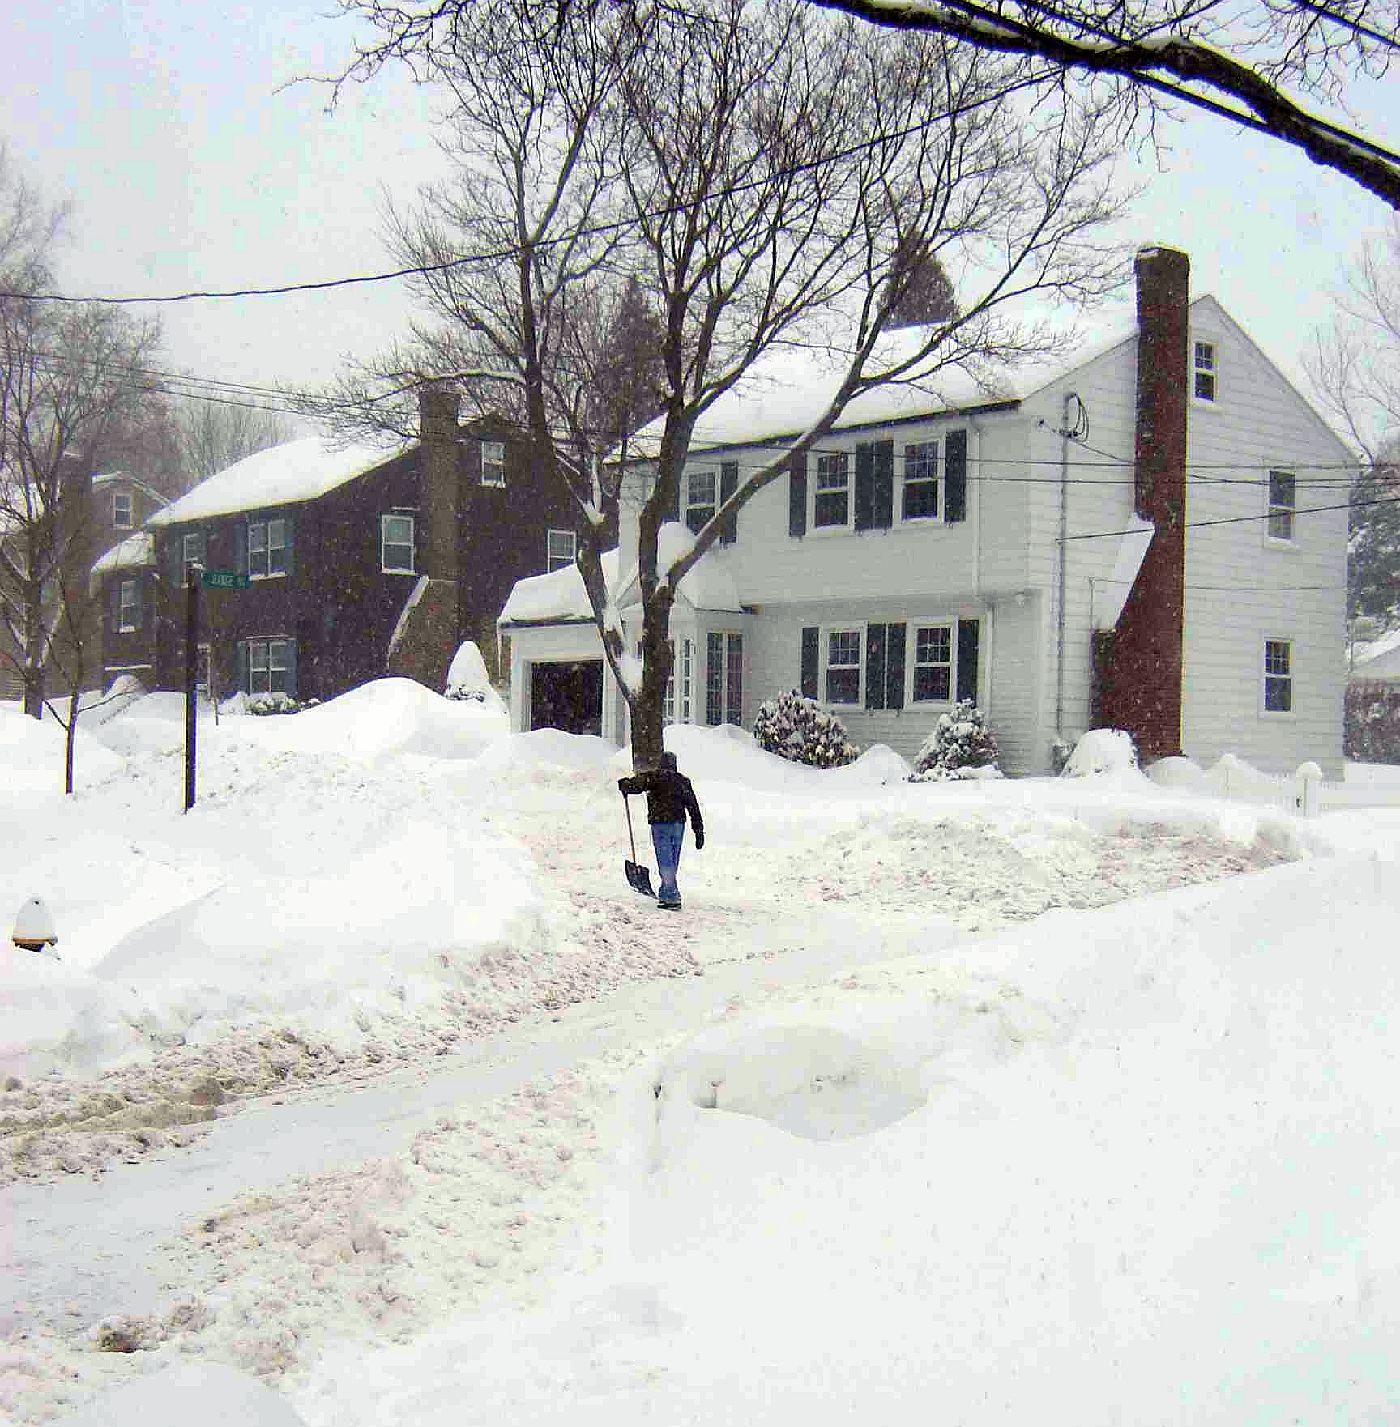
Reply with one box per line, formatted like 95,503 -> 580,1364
443,643 -> 506,717
1352,626 -> 1400,679
1060,726 -> 1138,776
4,679 -> 1400,1425
499,550 -> 618,627
90,534 -> 154,576
146,439 -> 403,527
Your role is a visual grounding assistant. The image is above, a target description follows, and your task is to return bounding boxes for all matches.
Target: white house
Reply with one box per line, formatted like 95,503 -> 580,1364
499,246 -> 1351,776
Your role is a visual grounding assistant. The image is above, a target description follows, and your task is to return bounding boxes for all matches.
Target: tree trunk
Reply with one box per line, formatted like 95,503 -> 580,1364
22,671 -> 44,720
630,588 -> 675,770
64,687 -> 80,795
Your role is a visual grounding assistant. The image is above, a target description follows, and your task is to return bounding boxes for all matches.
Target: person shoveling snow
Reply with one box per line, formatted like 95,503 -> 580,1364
618,751 -> 705,911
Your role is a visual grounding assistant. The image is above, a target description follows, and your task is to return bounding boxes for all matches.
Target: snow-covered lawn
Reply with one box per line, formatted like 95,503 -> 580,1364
2,684 -> 1397,1424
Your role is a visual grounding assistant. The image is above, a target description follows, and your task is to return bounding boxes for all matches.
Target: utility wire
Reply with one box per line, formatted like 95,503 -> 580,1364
1065,491 -> 1400,539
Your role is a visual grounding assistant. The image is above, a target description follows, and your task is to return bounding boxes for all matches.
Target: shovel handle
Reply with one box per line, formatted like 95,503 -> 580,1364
622,790 -> 639,861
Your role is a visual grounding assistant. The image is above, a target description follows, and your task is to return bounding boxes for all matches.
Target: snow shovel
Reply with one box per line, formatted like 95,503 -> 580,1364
622,794 -> 656,897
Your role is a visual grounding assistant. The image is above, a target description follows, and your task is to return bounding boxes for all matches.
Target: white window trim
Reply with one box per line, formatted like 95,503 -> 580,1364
811,451 -> 854,535
906,619 -> 957,706
117,579 -> 138,633
381,513 -> 416,574
1263,469 -> 1299,549
481,440 -> 506,488
684,468 -> 718,534
112,492 -> 133,529
820,622 -> 865,707
1191,338 -> 1219,406
182,532 -> 204,570
900,440 -> 944,525
247,637 -> 293,696
247,518 -> 288,581
1261,636 -> 1295,719
546,528 -> 577,573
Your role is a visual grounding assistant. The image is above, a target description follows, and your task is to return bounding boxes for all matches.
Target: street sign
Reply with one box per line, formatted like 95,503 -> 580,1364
201,570 -> 250,590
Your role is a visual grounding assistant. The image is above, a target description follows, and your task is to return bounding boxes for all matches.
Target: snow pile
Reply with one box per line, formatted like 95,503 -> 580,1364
0,707 -> 126,795
51,1361 -> 306,1426
444,643 -> 506,716
1060,726 -> 1139,777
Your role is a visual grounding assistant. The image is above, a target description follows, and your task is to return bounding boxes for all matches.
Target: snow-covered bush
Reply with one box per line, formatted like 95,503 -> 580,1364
246,693 -> 317,716
909,700 -> 1000,781
1346,681 -> 1400,764
445,641 -> 508,715
752,691 -> 859,769
1061,727 -> 1137,776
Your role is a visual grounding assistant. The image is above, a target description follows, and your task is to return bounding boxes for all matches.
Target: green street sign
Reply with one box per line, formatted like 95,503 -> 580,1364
201,570 -> 250,590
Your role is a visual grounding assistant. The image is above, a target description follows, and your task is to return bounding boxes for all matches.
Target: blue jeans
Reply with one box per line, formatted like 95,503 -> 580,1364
651,822 -> 686,904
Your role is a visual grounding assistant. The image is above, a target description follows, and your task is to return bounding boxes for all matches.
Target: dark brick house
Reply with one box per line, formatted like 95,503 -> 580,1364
99,390 -> 584,703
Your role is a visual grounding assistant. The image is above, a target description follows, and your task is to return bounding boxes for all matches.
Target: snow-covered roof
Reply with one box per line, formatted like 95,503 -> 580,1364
1354,628 -> 1400,679
615,522 -> 744,614
91,532 -> 155,575
148,437 -> 407,527
499,550 -> 621,627
623,300 -> 1153,457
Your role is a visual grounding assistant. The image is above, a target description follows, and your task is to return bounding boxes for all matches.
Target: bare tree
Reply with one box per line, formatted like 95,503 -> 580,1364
344,0 -> 1123,766
803,0 -> 1400,210
1,154 -> 162,729
174,397 -> 294,484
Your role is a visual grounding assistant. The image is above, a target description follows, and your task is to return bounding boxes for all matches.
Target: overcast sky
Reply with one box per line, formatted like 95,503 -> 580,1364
3,0 -> 1397,428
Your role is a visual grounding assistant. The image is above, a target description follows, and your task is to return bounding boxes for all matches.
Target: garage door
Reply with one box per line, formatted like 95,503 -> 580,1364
529,660 -> 603,736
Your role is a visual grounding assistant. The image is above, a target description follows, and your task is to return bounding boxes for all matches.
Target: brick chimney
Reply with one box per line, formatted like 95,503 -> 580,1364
386,385 -> 463,690
1095,246 -> 1189,762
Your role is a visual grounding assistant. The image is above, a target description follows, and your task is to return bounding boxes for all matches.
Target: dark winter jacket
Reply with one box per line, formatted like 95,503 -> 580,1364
618,767 -> 705,845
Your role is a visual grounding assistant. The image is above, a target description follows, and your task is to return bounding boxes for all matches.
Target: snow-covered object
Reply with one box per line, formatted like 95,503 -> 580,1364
909,701 -> 1000,782
500,550 -> 619,626
147,438 -> 401,526
1061,728 -> 1138,777
12,895 -> 57,945
50,1361 -> 307,1426
91,532 -> 155,576
445,642 -> 507,715
752,691 -> 859,769
1145,755 -> 1208,791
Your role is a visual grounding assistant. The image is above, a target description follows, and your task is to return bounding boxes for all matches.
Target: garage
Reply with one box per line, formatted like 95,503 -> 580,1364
529,659 -> 603,736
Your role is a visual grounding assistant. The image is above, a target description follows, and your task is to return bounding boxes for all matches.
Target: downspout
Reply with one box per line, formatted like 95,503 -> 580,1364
1055,392 -> 1084,739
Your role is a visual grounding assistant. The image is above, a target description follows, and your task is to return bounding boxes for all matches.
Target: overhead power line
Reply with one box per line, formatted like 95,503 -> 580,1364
1065,491 -> 1400,539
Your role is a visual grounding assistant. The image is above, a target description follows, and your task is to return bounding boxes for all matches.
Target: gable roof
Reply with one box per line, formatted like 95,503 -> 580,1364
147,436 -> 408,527
92,471 -> 170,508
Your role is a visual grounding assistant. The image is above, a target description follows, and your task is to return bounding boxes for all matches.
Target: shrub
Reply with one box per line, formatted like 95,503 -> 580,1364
1346,681 -> 1400,763
752,690 -> 859,768
909,700 -> 1000,781
246,693 -> 317,716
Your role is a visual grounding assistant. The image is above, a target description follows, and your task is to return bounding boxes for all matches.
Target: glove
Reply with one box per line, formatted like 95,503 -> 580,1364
694,833 -> 705,850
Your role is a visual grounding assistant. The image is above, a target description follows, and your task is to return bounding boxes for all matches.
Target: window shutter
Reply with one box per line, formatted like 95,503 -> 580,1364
873,440 -> 894,529
800,626 -> 819,699
166,535 -> 183,592
132,577 -> 144,632
285,639 -> 299,700
719,461 -> 738,546
234,522 -> 248,577
789,451 -> 808,539
108,578 -> 121,635
283,514 -> 296,578
235,640 -> 249,694
945,430 -> 968,524
956,618 -> 980,704
885,622 -> 906,710
865,622 -> 887,709
854,443 -> 875,532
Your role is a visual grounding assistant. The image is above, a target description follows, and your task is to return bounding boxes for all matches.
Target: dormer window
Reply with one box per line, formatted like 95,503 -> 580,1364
1193,341 -> 1217,402
112,492 -> 133,528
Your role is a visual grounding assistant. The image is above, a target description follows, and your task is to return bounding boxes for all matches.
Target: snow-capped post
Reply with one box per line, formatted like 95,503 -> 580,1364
12,895 -> 58,954
184,563 -> 200,812
1295,762 -> 1323,818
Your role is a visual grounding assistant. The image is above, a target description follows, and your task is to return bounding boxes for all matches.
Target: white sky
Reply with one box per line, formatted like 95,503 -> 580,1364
2,0 -> 1397,413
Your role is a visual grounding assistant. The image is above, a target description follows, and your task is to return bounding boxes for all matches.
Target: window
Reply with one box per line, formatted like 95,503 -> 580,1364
911,624 -> 953,703
481,440 -> 506,488
118,579 -> 137,632
182,532 -> 205,572
680,638 -> 694,723
705,631 -> 743,726
381,514 -> 415,573
814,452 -> 850,529
248,518 -> 287,579
685,469 -> 717,535
825,628 -> 862,704
1193,341 -> 1217,402
112,492 -> 133,528
248,638 -> 293,695
1266,470 -> 1296,542
1263,639 -> 1292,713
546,529 -> 577,572
903,442 -> 939,521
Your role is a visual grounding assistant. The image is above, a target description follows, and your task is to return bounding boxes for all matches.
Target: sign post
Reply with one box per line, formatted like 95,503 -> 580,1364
184,568 -> 199,812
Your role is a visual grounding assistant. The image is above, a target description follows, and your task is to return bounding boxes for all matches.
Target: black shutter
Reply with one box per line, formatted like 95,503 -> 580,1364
854,443 -> 875,532
719,461 -> 738,546
285,639 -> 299,700
789,452 -> 808,539
800,626 -> 819,699
873,440 -> 894,529
885,622 -> 906,709
131,577 -> 144,632
945,430 -> 968,524
234,522 -> 248,577
865,622 -> 887,709
235,640 -> 249,694
108,578 -> 121,635
956,618 -> 980,704
282,514 -> 296,578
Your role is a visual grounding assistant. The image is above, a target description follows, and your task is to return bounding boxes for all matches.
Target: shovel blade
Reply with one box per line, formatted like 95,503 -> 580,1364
625,859 -> 656,897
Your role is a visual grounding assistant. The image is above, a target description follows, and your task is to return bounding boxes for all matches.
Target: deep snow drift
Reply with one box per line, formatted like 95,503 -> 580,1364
3,682 -> 1397,1426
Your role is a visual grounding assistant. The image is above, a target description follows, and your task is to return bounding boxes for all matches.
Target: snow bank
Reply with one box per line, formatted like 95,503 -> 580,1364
51,1361 -> 306,1426
0,706 -> 126,794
